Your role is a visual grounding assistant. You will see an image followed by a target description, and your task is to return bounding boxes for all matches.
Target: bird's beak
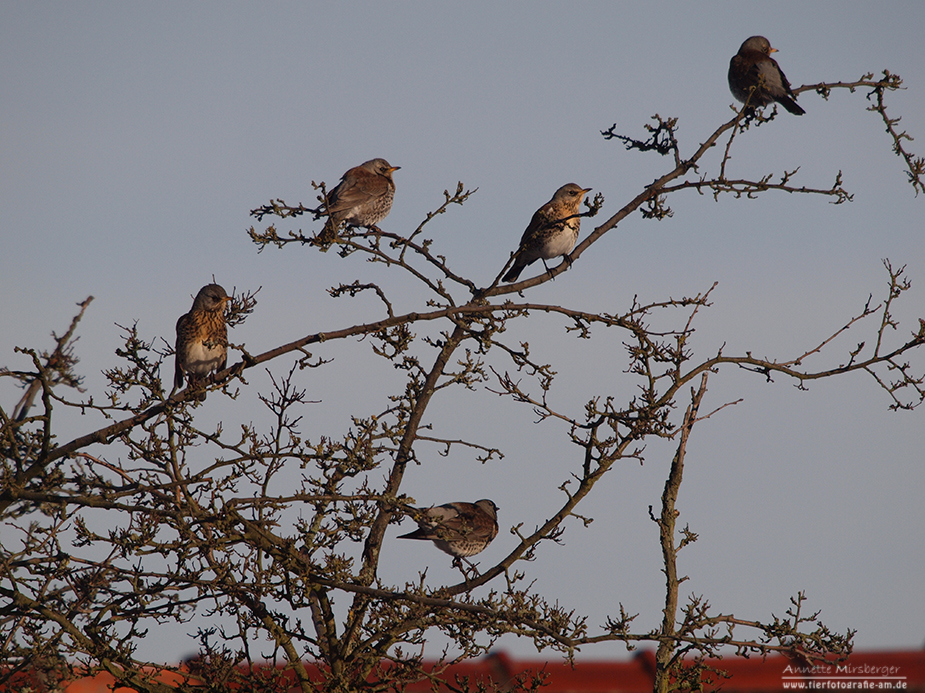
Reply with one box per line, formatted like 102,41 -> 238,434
769,47 -> 779,54
389,166 -> 401,173
581,187 -> 592,195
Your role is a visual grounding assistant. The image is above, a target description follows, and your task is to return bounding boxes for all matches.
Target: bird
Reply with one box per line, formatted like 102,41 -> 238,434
174,284 -> 231,392
502,183 -> 592,283
728,35 -> 805,115
312,158 -> 400,248
398,499 -> 499,563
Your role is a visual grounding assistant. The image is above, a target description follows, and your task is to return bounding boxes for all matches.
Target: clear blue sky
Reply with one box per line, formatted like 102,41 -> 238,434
2,2 -> 923,664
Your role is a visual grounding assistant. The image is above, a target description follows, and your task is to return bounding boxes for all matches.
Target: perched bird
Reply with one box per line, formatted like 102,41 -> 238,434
313,158 -> 400,248
174,284 -> 231,391
398,499 -> 499,563
502,183 -> 591,283
728,35 -> 805,115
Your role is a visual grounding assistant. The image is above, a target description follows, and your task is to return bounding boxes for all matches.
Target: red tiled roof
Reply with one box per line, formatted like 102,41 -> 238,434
3,649 -> 923,692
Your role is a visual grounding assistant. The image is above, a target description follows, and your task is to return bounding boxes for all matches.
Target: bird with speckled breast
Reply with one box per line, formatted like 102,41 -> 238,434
502,183 -> 591,283
398,499 -> 499,564
174,283 -> 231,393
312,158 -> 400,248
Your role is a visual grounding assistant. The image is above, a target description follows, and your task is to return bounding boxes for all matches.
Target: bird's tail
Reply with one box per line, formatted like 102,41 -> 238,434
397,528 -> 429,541
779,95 -> 806,115
310,218 -> 339,250
502,259 -> 526,283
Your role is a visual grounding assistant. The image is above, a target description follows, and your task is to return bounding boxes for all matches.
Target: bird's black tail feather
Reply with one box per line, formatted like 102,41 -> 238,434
779,95 -> 806,115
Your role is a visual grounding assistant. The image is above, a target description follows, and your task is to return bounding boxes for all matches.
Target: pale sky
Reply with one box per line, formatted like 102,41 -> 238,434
2,2 -> 923,664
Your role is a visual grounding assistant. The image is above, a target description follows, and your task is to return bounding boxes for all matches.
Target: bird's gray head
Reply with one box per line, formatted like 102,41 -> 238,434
739,36 -> 774,55
475,499 -> 499,519
553,183 -> 592,203
191,284 -> 230,312
361,158 -> 401,178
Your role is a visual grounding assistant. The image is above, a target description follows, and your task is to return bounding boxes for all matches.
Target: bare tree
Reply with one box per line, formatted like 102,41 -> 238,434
2,72 -> 923,693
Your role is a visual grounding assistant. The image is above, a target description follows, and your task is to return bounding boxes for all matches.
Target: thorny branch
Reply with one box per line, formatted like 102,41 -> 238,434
1,74 -> 921,692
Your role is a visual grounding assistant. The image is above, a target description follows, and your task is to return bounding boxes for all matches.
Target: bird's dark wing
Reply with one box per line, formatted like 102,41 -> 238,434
325,170 -> 383,214
174,312 -> 192,389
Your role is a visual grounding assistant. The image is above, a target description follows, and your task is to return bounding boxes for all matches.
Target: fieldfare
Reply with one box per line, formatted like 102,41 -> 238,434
398,499 -> 499,563
174,284 -> 231,391
312,158 -> 400,247
728,35 -> 805,115
502,183 -> 591,283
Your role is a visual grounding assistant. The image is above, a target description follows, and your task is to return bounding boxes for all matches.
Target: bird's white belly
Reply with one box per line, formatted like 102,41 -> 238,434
540,228 -> 578,259
186,341 -> 225,375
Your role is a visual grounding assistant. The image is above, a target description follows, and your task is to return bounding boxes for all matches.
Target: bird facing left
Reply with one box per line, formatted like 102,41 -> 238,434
174,283 -> 231,392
